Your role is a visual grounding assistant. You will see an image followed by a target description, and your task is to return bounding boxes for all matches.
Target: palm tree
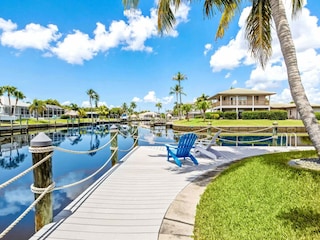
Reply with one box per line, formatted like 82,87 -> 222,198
86,89 -> 99,124
97,105 -> 109,120
0,86 -> 4,105
172,72 -> 187,106
29,99 -> 47,121
78,108 -> 87,120
12,90 -> 26,116
128,101 -> 137,119
196,94 -> 210,121
121,102 -> 128,114
181,103 -> 193,121
124,0 -> 320,157
155,102 -> 162,114
169,84 -> 185,117
3,85 -> 17,115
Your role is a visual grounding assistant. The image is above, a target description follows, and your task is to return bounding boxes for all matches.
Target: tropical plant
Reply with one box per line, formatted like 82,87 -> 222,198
97,105 -> 109,119
29,99 -> 47,121
12,90 -> 26,116
78,109 -> 87,118
86,89 -> 99,123
69,103 -> 79,111
121,102 -> 128,114
196,94 -> 210,121
3,85 -> 17,115
0,86 -> 4,105
169,84 -> 185,117
44,99 -> 61,106
155,102 -> 162,114
181,103 -> 193,121
124,0 -> 320,156
172,71 -> 187,106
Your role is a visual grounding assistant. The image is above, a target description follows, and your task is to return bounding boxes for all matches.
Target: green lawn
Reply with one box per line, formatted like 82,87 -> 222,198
175,119 -> 305,127
194,150 -> 320,240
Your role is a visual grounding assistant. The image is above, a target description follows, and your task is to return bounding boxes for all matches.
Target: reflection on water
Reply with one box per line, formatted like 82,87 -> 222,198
0,124 -> 177,240
0,125 -> 313,239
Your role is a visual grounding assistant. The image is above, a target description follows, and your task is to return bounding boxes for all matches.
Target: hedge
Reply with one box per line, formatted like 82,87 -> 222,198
241,110 -> 287,120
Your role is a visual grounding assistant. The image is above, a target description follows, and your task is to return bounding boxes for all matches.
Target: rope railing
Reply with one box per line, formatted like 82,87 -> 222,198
219,136 -> 274,144
211,125 -> 273,133
0,153 -> 53,190
54,132 -> 118,154
0,183 -> 54,239
0,123 -> 280,239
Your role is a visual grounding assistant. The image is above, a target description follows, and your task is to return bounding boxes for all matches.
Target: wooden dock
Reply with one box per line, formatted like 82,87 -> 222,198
30,145 -> 314,240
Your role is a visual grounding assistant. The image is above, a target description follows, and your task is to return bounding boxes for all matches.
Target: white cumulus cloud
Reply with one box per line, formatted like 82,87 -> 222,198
1,23 -> 60,50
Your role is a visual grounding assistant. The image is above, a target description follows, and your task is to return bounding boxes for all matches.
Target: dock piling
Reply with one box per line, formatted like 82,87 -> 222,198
110,125 -> 118,166
29,132 -> 54,232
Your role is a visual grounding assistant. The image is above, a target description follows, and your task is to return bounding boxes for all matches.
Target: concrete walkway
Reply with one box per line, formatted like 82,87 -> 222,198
30,145 -> 313,240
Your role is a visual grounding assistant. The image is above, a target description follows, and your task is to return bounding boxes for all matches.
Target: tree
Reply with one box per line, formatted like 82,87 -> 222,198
0,86 -> 4,105
29,99 -> 47,121
86,89 -> 99,123
3,85 -> 17,115
124,0 -> 320,157
196,94 -> 210,121
181,103 -> 193,121
155,102 -> 162,114
97,105 -> 109,119
172,71 -> 187,106
169,84 -> 185,117
44,99 -> 61,106
121,102 -> 128,114
12,90 -> 26,116
128,101 -> 137,118
78,109 -> 87,119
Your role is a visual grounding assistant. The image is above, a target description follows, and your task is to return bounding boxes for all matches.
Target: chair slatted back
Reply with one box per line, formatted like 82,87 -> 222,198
176,133 -> 197,157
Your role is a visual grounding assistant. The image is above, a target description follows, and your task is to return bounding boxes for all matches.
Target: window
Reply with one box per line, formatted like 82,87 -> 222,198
238,96 -> 247,105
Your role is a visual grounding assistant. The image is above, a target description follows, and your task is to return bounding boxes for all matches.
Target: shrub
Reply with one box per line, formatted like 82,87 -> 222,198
60,114 -> 70,119
241,110 -> 287,120
223,111 -> 237,119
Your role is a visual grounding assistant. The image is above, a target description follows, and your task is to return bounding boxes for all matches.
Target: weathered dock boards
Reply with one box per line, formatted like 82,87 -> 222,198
30,145 -> 313,240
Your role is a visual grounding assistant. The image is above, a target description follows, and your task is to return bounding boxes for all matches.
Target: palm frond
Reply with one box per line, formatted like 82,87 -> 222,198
291,0 -> 304,18
216,3 -> 237,39
122,0 -> 140,9
245,0 -> 272,69
157,0 -> 176,34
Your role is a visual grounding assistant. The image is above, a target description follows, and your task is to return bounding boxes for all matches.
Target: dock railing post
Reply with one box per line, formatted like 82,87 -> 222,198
207,122 -> 212,138
134,125 -> 138,148
272,121 -> 278,146
110,125 -> 118,166
29,132 -> 54,232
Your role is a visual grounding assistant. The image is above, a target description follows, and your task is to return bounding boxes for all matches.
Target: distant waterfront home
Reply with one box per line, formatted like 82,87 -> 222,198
0,96 -> 30,120
271,103 -> 320,119
0,96 -> 65,120
209,88 -> 276,118
39,104 -> 65,119
139,111 -> 160,120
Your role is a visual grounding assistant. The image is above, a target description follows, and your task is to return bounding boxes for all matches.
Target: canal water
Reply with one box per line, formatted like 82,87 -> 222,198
0,124 -> 176,240
0,124 -> 312,239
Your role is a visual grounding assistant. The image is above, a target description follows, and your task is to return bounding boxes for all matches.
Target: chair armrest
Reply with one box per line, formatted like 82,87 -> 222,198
165,144 -> 178,149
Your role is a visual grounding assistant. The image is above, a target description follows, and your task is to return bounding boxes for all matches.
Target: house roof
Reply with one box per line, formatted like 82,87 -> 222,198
271,103 -> 320,109
0,96 -> 29,107
209,88 -> 276,100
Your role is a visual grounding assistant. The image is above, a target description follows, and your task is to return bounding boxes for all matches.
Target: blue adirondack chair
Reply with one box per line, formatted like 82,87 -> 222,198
165,133 -> 199,167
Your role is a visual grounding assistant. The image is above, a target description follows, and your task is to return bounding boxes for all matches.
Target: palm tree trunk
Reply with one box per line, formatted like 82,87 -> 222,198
271,0 -> 320,156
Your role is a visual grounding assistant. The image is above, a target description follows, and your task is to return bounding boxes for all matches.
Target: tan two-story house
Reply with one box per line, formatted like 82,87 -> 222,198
209,88 -> 276,119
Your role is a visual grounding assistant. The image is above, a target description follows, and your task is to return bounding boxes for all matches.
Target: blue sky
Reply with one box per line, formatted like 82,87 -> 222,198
0,0 -> 319,112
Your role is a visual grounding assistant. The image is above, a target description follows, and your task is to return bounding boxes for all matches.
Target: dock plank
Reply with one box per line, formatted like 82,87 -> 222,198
30,145 -> 313,240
